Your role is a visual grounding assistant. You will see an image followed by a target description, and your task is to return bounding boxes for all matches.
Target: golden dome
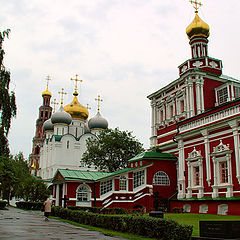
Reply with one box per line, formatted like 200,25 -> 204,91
42,89 -> 52,98
63,92 -> 89,120
186,13 -> 210,40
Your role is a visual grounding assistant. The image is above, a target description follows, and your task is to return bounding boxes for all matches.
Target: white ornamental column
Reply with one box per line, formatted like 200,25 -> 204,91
177,137 -> 186,199
185,82 -> 190,118
150,100 -> 157,147
189,81 -> 194,117
56,184 -> 60,206
200,77 -> 205,113
201,129 -> 211,186
228,119 -> 240,184
196,76 -> 201,114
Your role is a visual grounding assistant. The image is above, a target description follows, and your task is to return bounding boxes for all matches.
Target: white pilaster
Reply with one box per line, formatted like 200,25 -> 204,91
201,129 -> 211,186
56,184 -> 60,206
177,138 -> 186,199
228,119 -> 240,184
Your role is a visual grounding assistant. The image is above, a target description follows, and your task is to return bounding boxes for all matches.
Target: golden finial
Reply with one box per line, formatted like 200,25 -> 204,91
95,95 -> 103,112
86,104 -> 91,110
58,88 -> 67,107
190,0 -> 202,13
71,74 -> 83,95
45,75 -> 51,90
51,98 -> 59,113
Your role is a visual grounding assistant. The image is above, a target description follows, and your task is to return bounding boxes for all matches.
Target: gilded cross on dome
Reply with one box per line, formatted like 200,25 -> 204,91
95,95 -> 103,112
71,74 -> 83,94
51,98 -> 59,113
190,0 -> 202,13
58,88 -> 67,106
45,75 -> 51,90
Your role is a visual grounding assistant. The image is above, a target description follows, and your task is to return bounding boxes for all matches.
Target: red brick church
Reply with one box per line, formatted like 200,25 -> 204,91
50,3 -> 240,215
148,3 -> 240,215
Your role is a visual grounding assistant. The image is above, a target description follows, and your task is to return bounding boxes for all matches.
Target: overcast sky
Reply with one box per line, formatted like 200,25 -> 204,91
1,0 -> 240,158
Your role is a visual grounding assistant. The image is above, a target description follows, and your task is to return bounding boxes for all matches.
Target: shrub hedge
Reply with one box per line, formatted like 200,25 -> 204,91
52,207 -> 192,240
0,200 -> 7,210
67,206 -> 129,214
16,201 -> 43,210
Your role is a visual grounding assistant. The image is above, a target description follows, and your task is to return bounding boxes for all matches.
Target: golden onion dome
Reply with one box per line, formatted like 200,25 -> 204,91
63,92 -> 89,120
42,89 -> 52,98
186,13 -> 210,40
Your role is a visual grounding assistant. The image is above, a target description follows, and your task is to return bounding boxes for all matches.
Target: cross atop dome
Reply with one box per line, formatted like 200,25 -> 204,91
190,0 -> 202,13
51,98 -> 59,113
58,88 -> 67,106
46,75 -> 51,90
71,74 -> 83,96
95,95 -> 103,112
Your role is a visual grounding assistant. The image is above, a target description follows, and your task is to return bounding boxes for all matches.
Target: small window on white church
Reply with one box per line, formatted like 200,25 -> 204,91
100,179 -> 113,195
218,87 -> 228,104
133,170 -> 145,188
77,184 -> 91,202
67,141 -> 69,149
119,176 -> 127,191
153,171 -> 170,186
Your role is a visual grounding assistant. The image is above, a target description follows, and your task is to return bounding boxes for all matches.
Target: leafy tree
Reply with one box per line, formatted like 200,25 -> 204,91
0,29 -> 17,157
82,128 -> 144,172
0,153 -> 50,203
0,156 -> 16,203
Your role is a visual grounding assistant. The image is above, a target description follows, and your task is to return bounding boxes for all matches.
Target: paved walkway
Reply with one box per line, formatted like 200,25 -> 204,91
0,207 -> 128,240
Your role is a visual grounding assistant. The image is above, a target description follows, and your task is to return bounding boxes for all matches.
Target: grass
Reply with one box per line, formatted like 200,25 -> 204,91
50,216 -> 157,240
164,213 -> 240,236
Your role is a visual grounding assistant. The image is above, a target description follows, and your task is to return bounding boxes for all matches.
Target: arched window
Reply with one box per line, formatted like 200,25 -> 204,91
67,141 -> 69,149
153,171 -> 170,186
76,184 -> 91,202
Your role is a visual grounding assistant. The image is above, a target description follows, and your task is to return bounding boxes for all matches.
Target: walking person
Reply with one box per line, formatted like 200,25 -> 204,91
43,198 -> 52,221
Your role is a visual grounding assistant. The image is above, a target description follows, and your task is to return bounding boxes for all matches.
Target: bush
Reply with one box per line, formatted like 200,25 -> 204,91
0,200 -> 7,209
16,201 -> 43,210
67,206 -> 128,215
51,207 -> 192,240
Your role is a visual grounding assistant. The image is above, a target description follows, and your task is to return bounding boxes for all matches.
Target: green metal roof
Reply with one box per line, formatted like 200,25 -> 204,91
55,164 -> 152,182
128,148 -> 177,162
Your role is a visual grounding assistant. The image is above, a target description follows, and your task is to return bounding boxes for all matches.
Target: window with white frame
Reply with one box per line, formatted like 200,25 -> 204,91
211,140 -> 232,186
160,110 -> 164,122
186,147 -> 204,199
193,166 -> 200,186
100,179 -> 113,195
77,184 -> 91,202
133,170 -> 145,189
170,105 -> 174,118
235,86 -> 240,99
180,100 -> 184,114
153,171 -> 170,186
119,176 -> 127,191
217,87 -> 228,104
219,161 -> 228,184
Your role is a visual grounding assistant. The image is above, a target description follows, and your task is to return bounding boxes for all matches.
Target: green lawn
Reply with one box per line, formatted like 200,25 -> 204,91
164,213 -> 240,237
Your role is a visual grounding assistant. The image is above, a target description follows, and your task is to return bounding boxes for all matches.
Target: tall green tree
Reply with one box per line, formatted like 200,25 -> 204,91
0,153 -> 50,203
0,29 -> 17,156
82,128 -> 144,172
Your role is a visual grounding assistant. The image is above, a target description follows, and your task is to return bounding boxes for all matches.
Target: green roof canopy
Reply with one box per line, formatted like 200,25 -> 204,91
54,164 -> 152,182
128,148 -> 177,163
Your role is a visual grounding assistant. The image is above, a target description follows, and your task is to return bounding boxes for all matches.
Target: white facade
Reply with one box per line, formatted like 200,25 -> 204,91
39,118 -> 99,180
